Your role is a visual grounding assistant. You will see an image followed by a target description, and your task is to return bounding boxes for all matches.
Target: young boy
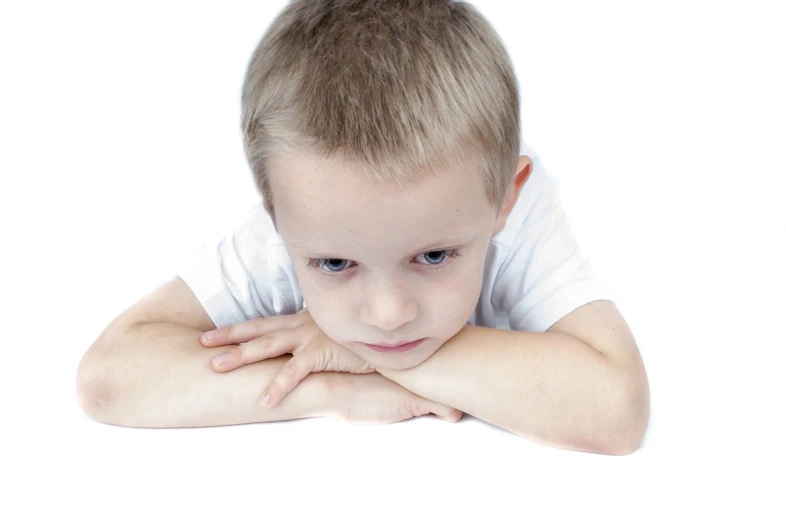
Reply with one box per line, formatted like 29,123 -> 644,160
78,0 -> 649,455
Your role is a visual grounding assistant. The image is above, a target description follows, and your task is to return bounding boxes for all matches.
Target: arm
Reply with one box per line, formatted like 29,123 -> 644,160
375,324 -> 647,455
77,322 -> 341,428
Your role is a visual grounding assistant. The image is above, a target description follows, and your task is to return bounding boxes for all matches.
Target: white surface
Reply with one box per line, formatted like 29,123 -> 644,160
1,0 -> 783,518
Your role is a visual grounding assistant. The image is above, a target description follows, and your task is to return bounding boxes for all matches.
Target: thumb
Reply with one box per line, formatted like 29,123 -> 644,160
412,397 -> 463,422
429,403 -> 464,423
435,409 -> 464,422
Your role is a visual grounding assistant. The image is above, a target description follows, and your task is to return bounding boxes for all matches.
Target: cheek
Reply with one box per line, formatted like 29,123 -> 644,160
297,290 -> 353,341
305,304 -> 342,334
424,268 -> 483,324
447,254 -> 485,298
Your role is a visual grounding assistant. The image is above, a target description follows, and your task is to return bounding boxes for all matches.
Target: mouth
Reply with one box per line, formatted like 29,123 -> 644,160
360,338 -> 425,353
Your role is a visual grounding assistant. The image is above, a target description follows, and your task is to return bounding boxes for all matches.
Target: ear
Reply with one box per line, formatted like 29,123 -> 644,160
493,155 -> 533,235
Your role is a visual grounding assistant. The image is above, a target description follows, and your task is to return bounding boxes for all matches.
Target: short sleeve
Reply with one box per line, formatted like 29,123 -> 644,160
491,192 -> 617,333
176,204 -> 303,329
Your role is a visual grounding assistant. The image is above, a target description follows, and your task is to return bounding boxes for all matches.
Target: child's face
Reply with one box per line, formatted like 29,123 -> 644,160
267,150 -> 526,370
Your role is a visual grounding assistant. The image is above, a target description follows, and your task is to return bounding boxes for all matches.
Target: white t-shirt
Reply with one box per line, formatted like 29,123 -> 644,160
177,143 -> 616,332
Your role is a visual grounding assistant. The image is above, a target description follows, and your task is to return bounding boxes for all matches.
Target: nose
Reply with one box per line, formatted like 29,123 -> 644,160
359,276 -> 417,332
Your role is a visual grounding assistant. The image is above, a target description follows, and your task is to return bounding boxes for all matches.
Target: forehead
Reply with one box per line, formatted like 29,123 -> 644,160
266,151 -> 493,253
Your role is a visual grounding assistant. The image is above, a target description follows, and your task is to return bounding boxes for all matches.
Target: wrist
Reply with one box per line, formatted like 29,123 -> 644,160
311,372 -> 351,420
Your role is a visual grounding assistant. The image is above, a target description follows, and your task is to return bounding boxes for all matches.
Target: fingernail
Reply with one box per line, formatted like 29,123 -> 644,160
212,352 -> 231,366
260,394 -> 272,408
203,330 -> 218,341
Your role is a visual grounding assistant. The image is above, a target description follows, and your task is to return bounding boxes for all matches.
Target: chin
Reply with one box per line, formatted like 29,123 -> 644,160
374,343 -> 443,369
374,358 -> 422,370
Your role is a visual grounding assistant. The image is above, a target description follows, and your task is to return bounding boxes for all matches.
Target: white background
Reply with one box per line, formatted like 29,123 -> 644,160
2,0 -> 784,518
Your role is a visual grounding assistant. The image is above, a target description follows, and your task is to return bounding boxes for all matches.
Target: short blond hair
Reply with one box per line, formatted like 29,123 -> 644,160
240,0 -> 520,224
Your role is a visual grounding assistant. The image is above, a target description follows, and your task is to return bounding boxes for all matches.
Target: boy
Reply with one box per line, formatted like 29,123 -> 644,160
77,0 -> 649,455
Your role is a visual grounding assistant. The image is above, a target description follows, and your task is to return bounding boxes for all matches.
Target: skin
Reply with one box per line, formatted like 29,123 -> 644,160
266,150 -> 533,370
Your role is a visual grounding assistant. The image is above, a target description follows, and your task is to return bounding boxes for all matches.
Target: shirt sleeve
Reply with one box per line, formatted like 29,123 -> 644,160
176,204 -> 303,329
492,191 -> 617,333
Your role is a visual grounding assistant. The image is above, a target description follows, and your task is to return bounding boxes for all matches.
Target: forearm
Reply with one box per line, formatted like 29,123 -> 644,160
376,325 -> 639,454
78,322 -> 339,428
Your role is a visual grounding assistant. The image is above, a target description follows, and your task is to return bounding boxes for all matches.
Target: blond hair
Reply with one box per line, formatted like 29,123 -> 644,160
240,0 -> 520,225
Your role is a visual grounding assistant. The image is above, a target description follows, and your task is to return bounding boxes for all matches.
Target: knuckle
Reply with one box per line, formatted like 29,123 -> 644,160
228,346 -> 244,363
257,333 -> 275,349
245,333 -> 275,354
267,380 -> 283,395
269,369 -> 293,396
279,362 -> 300,382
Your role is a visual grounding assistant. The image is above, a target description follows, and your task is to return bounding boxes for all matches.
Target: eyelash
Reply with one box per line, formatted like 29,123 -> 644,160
305,248 -> 462,277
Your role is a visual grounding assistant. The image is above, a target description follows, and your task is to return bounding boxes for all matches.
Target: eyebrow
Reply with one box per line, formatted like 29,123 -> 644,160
290,231 -> 476,258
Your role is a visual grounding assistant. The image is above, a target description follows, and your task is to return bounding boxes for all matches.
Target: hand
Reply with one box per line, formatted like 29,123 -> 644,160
332,372 -> 464,425
201,309 -> 376,408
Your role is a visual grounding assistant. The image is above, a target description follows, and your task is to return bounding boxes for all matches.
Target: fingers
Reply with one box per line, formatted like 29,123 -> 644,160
436,409 -> 464,422
420,399 -> 464,422
210,327 -> 304,372
259,356 -> 316,408
201,312 -> 309,347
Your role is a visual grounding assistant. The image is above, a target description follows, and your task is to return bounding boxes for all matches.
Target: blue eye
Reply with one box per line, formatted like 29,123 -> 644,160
305,258 -> 354,274
318,259 -> 349,272
306,249 -> 461,276
417,250 -> 450,265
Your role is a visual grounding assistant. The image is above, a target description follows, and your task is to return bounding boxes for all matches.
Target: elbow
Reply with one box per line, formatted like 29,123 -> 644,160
76,353 -> 121,425
606,372 -> 651,456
